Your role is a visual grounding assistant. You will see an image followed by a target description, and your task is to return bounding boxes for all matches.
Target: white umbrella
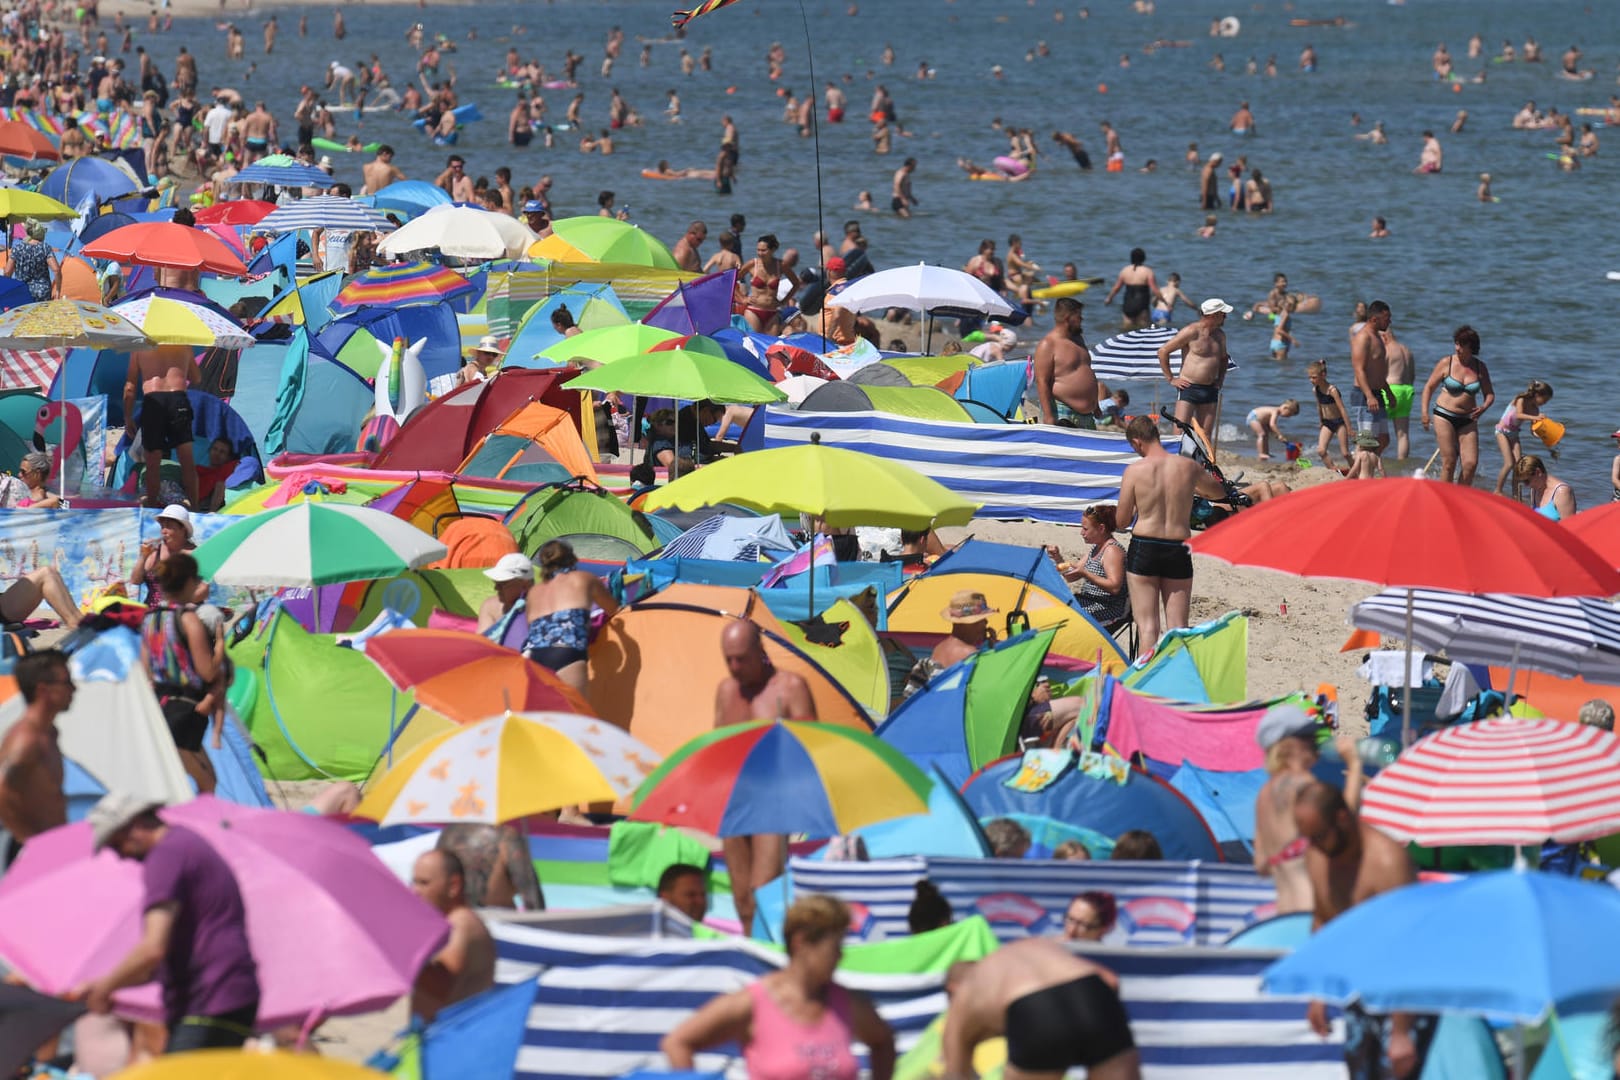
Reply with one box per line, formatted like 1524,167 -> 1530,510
379,204 -> 537,260
828,263 -> 1013,316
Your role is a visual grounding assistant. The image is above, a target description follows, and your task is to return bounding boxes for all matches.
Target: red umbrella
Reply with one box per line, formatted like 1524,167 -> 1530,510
80,221 -> 248,275
365,628 -> 593,723
1188,478 -> 1620,742
1565,503 -> 1620,571
0,121 -> 60,162
194,199 -> 277,226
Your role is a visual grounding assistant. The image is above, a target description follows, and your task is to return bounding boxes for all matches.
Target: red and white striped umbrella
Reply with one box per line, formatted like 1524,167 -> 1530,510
1360,718 -> 1620,847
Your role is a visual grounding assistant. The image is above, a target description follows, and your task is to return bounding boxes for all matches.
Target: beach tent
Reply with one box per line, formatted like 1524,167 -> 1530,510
1093,678 -> 1306,776
39,156 -> 141,213
774,597 -> 891,721
227,609 -> 422,782
48,348 -> 135,422
1122,611 -> 1249,703
369,179 -> 452,218
875,629 -> 1056,787
798,383 -> 973,422
624,556 -> 901,624
0,390 -> 46,472
844,763 -> 991,859
0,628 -> 191,806
960,754 -> 1223,862
314,301 -> 463,382
280,568 -> 495,636
953,358 -> 1030,420
505,482 -> 663,560
370,368 -> 583,473
1169,763 -> 1266,859
586,583 -> 872,755
501,284 -> 630,367
429,517 -> 520,570
455,402 -> 599,486
258,269 -> 344,333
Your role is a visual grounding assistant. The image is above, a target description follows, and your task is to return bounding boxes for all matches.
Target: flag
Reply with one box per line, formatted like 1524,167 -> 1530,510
760,534 -> 836,588
672,0 -> 744,29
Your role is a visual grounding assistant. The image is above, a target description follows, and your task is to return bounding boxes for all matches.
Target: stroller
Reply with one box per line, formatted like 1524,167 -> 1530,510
1158,407 -> 1253,529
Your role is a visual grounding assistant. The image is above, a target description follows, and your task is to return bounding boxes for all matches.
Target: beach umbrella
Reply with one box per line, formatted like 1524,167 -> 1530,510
112,292 -> 255,349
229,160 -> 336,188
194,501 -> 447,589
0,796 -> 448,1030
252,195 -> 395,234
193,199 -> 277,226
1189,479 -> 1620,743
1350,587 -> 1620,690
355,711 -> 660,826
370,178 -> 452,217
0,298 -> 148,349
0,984 -> 83,1078
38,157 -> 139,211
1263,870 -> 1620,1022
533,322 -> 681,367
629,720 -> 933,838
827,263 -> 1013,316
0,188 -> 75,223
329,260 -> 477,314
364,628 -> 593,722
641,441 -> 979,530
562,346 -> 786,404
1088,325 -> 1181,382
0,120 -> 59,162
1356,718 -> 1620,848
1566,502 -> 1620,570
530,216 -> 679,269
81,221 -> 248,275
106,1051 -> 390,1079
379,204 -> 536,260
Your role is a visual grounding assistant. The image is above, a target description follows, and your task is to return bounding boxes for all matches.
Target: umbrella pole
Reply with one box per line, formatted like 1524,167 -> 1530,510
1401,588 -> 1414,748
1505,641 -> 1520,704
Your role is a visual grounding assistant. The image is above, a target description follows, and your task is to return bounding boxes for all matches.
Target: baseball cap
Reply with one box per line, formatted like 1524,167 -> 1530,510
1611,429 -> 1620,440
1209,151 -> 1223,161
156,504 -> 193,538
1200,298 -> 1234,316
484,553 -> 534,583
522,200 -> 548,215
825,256 -> 846,276
1256,703 -> 1317,750
87,792 -> 162,852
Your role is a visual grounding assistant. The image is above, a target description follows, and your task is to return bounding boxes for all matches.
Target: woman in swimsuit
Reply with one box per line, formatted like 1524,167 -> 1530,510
16,451 -> 61,510
1492,379 -> 1553,497
1102,247 -> 1158,329
1419,324 -> 1495,486
521,539 -> 618,692
736,233 -> 799,333
1515,455 -> 1575,521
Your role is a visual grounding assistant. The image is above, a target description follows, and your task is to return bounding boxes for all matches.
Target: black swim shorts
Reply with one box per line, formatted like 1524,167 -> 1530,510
140,390 -> 195,453
1005,973 -> 1136,1072
1127,535 -> 1193,580
160,696 -> 209,753
1177,382 -> 1221,406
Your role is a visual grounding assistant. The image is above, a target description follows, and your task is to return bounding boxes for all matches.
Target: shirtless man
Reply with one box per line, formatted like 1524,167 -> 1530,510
943,938 -> 1140,1080
124,344 -> 202,507
1349,300 -> 1394,455
1252,706 -> 1364,915
671,220 -> 707,272
1414,131 -> 1442,174
435,154 -> 475,202
819,256 -> 869,347
1116,415 -> 1227,658
1381,324 -> 1414,459
1032,298 -> 1097,427
409,850 -> 496,1022
1295,781 -> 1432,1078
361,145 -> 404,194
240,100 -> 275,162
0,651 -> 71,868
1157,298 -> 1231,434
1229,100 -> 1255,134
891,157 -> 917,217
714,619 -> 816,929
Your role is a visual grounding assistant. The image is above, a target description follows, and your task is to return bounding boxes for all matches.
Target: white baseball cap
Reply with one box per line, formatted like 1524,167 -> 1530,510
1200,298 -> 1234,316
484,553 -> 534,583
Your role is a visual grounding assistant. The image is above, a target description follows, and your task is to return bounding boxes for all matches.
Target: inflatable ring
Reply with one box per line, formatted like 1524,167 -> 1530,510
1218,15 -> 1240,36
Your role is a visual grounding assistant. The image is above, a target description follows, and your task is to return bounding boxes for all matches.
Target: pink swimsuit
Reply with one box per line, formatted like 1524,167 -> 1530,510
743,980 -> 859,1080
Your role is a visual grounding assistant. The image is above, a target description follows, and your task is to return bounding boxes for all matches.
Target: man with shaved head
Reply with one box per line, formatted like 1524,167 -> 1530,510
410,849 -> 496,1022
714,618 -> 817,928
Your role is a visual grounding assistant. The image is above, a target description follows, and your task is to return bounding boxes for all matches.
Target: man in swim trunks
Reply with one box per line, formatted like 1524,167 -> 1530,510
1032,298 -> 1097,428
891,157 -> 917,217
824,81 -> 846,123
240,100 -> 275,162
943,938 -> 1140,1080
1229,100 -> 1255,134
1116,415 -> 1227,659
1381,323 -> 1414,459
1350,300 -> 1394,454
1157,298 -> 1231,434
1253,706 -> 1364,915
714,619 -> 816,930
1296,781 -> 1435,1078
124,344 -> 202,507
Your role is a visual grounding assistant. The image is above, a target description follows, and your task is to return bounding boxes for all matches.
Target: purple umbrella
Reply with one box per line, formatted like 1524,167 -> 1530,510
0,796 -> 447,1031
643,268 -> 737,335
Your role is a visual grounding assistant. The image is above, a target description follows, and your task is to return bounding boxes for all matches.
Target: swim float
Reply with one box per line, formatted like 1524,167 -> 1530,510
992,155 -> 1029,177
1031,280 -> 1090,300
1218,15 -> 1241,37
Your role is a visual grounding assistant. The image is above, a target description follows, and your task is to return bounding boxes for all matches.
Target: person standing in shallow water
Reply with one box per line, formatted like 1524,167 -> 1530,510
1103,248 -> 1158,329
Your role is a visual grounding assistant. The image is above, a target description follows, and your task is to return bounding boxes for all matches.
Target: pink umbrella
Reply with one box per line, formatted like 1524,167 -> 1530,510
0,796 -> 447,1030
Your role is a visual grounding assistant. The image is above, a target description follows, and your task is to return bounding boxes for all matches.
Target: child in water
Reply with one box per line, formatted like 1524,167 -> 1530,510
1246,399 -> 1300,460
1269,298 -> 1298,360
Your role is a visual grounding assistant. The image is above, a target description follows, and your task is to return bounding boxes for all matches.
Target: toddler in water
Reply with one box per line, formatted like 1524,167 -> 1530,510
1307,360 -> 1351,471
1345,431 -> 1385,479
1197,214 -> 1218,238
1269,298 -> 1298,360
1493,380 -> 1553,496
1246,399 -> 1300,460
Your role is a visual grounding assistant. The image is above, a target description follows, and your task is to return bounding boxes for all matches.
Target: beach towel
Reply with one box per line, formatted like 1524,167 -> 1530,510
607,821 -> 712,889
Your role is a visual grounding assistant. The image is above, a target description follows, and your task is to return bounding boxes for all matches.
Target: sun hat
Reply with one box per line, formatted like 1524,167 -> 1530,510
1354,431 -> 1381,450
156,504 -> 193,538
1200,298 -> 1234,316
484,552 -> 534,583
87,792 -> 162,852
476,335 -> 502,353
1256,703 -> 1317,750
941,589 -> 998,624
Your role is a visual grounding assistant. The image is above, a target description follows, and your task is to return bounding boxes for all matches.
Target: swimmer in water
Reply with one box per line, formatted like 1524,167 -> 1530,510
854,190 -> 875,209
1414,130 -> 1442,173
1230,100 -> 1255,135
1477,172 -> 1495,202
1369,216 -> 1390,239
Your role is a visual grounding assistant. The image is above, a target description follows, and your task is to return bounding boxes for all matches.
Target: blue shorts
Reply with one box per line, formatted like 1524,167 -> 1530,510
1178,382 -> 1221,406
1348,387 -> 1389,437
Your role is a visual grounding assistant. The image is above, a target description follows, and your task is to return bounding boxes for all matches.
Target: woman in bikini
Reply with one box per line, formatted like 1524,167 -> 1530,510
1102,247 -> 1158,329
1492,379 -> 1553,497
736,233 -> 799,333
521,539 -> 618,693
1419,324 -> 1495,486
1515,455 -> 1576,521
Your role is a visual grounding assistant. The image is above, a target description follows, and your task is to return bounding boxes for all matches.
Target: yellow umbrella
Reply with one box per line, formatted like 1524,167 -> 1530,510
109,1049 -> 389,1079
0,189 -> 76,223
355,711 -> 662,827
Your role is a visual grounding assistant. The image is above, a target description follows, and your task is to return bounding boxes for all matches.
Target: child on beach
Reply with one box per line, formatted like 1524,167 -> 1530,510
1246,399 -> 1300,459
1493,380 -> 1553,496
1345,431 -> 1385,479
1307,360 -> 1351,471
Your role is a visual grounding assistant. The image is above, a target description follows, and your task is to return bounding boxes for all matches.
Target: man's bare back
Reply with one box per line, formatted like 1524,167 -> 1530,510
129,346 -> 199,395
1118,451 -> 1206,543
411,907 -> 496,1020
363,159 -> 405,195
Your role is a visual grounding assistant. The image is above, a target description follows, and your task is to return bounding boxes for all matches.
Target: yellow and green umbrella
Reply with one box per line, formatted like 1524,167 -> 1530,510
629,720 -> 933,838
530,216 -> 680,269
562,346 -> 784,404
355,711 -> 662,826
641,441 -> 979,530
0,189 -> 76,223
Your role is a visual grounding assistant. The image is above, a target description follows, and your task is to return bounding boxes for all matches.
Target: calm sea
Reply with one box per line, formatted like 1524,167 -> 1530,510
161,0 -> 1617,499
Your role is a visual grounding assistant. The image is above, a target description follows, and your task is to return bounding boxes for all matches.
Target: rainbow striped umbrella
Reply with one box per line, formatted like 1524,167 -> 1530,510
329,260 -> 476,314
628,720 -> 933,838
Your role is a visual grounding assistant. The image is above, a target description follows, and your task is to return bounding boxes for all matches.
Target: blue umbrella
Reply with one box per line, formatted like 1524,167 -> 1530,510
230,161 -> 336,188
1263,870 -> 1620,1022
370,179 -> 451,217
